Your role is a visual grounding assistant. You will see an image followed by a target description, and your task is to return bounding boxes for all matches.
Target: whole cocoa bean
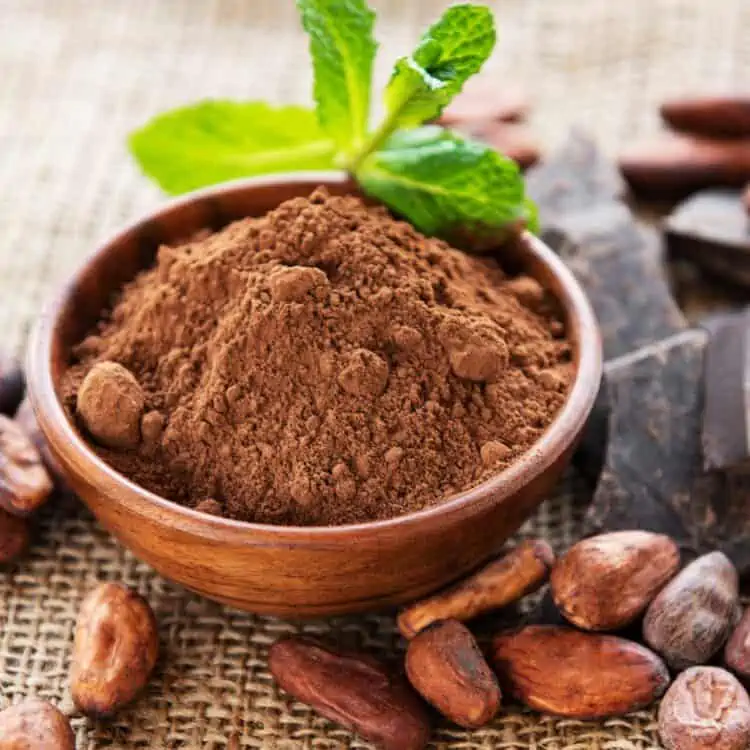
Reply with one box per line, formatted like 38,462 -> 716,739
269,637 -> 430,750
725,608 -> 750,681
405,619 -> 501,728
398,539 -> 554,638
15,396 -> 66,486
551,531 -> 679,631
0,352 -> 24,416
619,134 -> 750,197
437,87 -> 530,125
77,361 -> 144,449
71,582 -> 159,716
492,625 -> 669,719
661,96 -> 750,138
659,667 -> 750,750
0,507 -> 29,563
643,552 -> 739,670
462,122 -> 540,168
0,416 -> 53,516
0,699 -> 74,750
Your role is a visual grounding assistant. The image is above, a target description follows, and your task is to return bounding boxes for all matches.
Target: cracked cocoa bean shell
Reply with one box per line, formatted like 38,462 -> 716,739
71,582 -> 159,716
269,637 -> 431,750
0,699 -> 74,750
659,667 -> 750,750
643,551 -> 739,670
551,530 -> 680,631
405,619 -> 501,728
491,625 -> 669,719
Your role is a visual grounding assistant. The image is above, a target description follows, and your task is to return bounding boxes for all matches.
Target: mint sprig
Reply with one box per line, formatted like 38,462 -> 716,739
128,2 -> 536,250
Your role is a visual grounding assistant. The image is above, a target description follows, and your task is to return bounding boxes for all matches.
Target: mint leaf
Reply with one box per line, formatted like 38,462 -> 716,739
383,4 -> 495,130
129,101 -> 337,195
297,0 -> 376,154
356,126 -> 534,249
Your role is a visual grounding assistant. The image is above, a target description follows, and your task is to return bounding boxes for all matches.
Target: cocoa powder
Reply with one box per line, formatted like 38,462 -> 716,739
63,189 -> 572,526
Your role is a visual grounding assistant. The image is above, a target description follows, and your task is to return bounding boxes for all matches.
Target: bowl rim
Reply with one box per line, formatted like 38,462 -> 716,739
28,170 -> 602,543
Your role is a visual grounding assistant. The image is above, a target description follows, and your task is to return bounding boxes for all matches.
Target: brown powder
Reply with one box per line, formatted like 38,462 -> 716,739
62,189 -> 574,526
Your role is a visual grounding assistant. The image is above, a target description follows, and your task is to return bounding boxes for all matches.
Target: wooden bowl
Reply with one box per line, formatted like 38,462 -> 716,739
27,172 -> 601,617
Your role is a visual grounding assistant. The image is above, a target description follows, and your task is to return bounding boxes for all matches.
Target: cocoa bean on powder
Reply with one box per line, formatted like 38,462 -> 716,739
269,637 -> 431,750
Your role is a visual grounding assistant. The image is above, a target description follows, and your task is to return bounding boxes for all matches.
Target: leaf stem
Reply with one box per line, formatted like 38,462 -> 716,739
346,99 -> 408,173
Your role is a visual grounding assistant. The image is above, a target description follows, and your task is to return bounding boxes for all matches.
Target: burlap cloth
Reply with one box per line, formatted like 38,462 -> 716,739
1,0 -> 749,747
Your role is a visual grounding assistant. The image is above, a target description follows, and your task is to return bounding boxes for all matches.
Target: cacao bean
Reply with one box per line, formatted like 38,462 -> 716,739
661,96 -> 750,138
405,619 -> 501,728
0,699 -> 74,750
491,625 -> 669,719
398,539 -> 554,638
725,608 -> 750,681
659,666 -> 750,750
0,415 -> 53,516
462,122 -> 540,168
77,361 -> 144,449
619,134 -> 750,197
15,396 -> 66,485
71,582 -> 159,716
0,507 -> 29,563
643,551 -> 739,670
269,637 -> 430,750
551,530 -> 679,631
0,353 -> 24,416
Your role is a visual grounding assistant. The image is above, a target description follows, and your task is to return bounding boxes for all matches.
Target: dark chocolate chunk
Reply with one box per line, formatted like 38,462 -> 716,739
0,353 -> 24,416
666,188 -> 750,289
588,329 -> 750,576
701,311 -> 750,472
526,129 -> 628,224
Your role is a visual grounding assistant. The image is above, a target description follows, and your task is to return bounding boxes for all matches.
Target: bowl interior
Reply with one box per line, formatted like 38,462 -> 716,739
39,171 -> 601,537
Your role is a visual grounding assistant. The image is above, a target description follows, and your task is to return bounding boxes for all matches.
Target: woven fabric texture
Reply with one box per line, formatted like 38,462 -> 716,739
1,0 -> 748,747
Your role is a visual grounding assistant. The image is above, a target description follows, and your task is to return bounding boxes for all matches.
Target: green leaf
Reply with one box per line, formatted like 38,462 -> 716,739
128,101 -> 337,195
356,126 -> 535,248
383,4 -> 495,130
297,0 -> 377,153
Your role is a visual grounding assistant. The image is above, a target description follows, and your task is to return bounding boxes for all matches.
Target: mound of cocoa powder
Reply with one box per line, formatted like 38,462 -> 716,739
62,189 -> 573,526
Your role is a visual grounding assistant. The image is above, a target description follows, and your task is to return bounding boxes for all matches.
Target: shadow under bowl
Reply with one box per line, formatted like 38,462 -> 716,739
27,172 -> 602,617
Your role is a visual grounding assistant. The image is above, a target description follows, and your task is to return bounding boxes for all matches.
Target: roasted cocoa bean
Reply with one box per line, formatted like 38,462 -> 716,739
659,667 -> 750,750
0,415 -> 53,516
0,699 -> 74,750
492,625 -> 669,719
269,637 -> 430,750
643,552 -> 739,670
619,134 -> 750,197
551,531 -> 679,631
405,619 -> 501,728
398,539 -> 553,638
437,87 -> 529,125
660,96 -> 750,138
71,582 -> 159,716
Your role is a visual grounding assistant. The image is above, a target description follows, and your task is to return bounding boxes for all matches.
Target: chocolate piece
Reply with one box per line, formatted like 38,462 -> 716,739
588,329 -> 750,575
666,189 -> 750,288
526,129 -> 628,224
530,133 -> 687,480
0,353 -> 24,416
661,96 -> 750,138
702,312 -> 750,472
620,134 -> 750,198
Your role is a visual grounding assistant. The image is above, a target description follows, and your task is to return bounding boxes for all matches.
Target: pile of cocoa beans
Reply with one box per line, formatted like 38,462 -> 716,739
269,532 -> 750,750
